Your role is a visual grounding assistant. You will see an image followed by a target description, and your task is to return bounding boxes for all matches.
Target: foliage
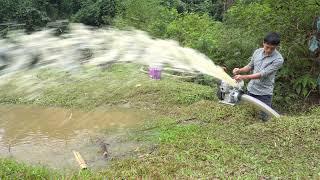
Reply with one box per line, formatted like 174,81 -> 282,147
115,0 -> 163,30
114,0 -> 179,37
0,0 -> 118,28
161,0 -> 226,20
72,0 -> 117,26
17,7 -> 51,32
0,0 -> 62,31
165,14 -> 220,52
0,0 -> 20,23
293,75 -> 317,96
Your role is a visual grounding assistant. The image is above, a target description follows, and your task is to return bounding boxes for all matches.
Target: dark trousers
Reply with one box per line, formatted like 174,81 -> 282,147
247,92 -> 273,121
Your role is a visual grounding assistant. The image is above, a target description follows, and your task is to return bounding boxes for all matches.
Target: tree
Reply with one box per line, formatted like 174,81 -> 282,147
18,7 -> 50,32
72,0 -> 117,26
0,0 -> 21,23
160,0 -> 226,21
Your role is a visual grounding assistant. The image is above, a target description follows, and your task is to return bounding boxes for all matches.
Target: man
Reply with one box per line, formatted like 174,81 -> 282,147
232,32 -> 284,120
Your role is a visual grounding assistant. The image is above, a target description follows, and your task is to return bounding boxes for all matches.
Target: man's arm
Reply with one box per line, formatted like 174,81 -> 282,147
233,52 -> 255,75
234,73 -> 261,81
234,58 -> 284,81
260,59 -> 284,78
234,65 -> 252,74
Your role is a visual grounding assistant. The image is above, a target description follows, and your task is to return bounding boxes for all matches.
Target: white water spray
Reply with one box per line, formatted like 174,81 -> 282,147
0,24 -> 236,88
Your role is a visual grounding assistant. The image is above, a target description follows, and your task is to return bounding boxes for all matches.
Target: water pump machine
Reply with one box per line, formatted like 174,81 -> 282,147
216,80 -> 244,105
216,80 -> 281,118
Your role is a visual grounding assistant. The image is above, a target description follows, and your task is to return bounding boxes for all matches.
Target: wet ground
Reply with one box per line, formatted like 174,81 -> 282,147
0,105 -> 146,170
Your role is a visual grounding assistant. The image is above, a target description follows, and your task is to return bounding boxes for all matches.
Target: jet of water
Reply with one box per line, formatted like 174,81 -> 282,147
0,24 -> 237,90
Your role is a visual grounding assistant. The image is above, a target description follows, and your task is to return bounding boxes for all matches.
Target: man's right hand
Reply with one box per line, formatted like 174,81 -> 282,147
232,68 -> 241,75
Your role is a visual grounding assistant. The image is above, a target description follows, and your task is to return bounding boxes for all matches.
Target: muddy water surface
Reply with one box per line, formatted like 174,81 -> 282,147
0,105 -> 145,170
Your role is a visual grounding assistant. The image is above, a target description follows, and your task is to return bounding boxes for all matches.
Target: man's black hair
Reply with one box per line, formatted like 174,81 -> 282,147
264,32 -> 280,45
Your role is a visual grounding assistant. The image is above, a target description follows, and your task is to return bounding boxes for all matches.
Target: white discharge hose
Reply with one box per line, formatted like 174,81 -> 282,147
240,94 -> 281,118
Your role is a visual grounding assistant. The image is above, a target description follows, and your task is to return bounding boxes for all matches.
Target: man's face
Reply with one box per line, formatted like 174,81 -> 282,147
263,43 -> 277,56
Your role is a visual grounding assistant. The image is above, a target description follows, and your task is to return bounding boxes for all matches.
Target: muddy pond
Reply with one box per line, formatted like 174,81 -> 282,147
0,105 -> 146,170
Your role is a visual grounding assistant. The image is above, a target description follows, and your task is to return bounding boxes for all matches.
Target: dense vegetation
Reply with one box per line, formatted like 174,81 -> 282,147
1,0 -> 319,112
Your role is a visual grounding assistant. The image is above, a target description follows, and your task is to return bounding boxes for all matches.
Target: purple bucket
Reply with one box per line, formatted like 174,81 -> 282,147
148,67 -> 162,80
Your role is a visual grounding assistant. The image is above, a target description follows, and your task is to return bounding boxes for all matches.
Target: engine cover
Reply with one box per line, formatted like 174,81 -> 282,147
217,80 -> 244,105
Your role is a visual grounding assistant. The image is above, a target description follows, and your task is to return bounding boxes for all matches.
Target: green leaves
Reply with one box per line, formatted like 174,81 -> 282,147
18,7 -> 51,31
293,75 -> 317,97
225,2 -> 273,35
160,0 -> 225,21
72,0 -> 117,26
114,0 -> 179,37
165,13 -> 222,60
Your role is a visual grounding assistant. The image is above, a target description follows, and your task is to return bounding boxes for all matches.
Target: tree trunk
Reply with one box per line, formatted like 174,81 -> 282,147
224,0 -> 235,12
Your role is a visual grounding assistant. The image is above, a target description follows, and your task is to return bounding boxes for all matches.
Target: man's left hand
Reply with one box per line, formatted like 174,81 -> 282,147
234,75 -> 244,81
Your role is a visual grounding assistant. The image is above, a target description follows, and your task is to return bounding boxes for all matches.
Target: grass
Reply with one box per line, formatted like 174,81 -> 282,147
0,64 -> 319,179
0,158 -> 60,179
0,64 -> 214,109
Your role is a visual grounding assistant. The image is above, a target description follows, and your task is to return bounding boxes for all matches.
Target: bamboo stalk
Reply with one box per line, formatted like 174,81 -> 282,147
72,151 -> 88,170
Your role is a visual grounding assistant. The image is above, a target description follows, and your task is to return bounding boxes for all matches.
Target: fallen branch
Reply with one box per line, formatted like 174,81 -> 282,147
73,151 -> 88,170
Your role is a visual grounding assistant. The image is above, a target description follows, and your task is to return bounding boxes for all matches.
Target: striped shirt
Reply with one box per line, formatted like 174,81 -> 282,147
246,48 -> 284,95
